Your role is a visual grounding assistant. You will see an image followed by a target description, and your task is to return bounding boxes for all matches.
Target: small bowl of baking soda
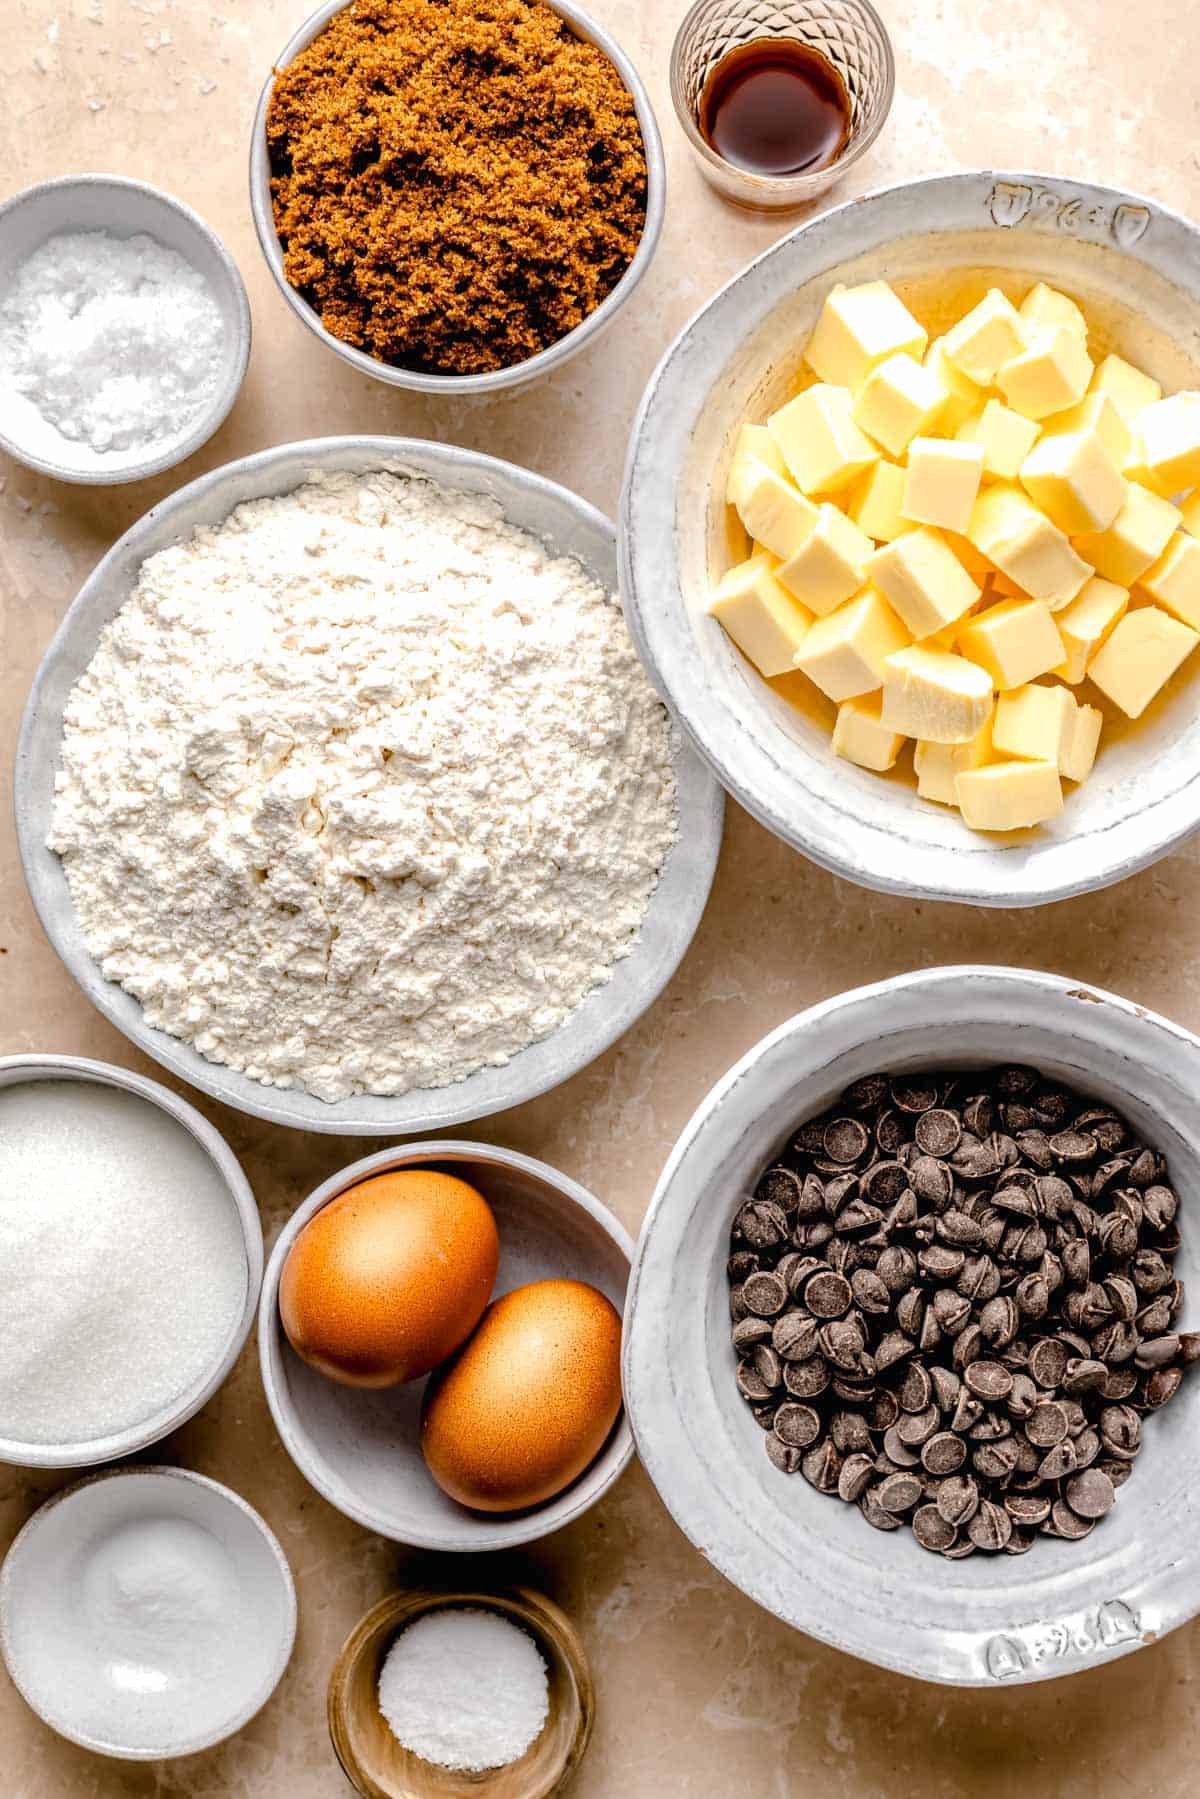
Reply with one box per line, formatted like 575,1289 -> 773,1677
0,174 -> 250,485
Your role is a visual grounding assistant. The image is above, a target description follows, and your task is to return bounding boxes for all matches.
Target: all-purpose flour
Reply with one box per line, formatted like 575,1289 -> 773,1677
49,471 -> 677,1102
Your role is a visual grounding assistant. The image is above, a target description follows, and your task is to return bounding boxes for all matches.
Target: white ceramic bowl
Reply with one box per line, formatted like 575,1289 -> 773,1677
623,966 -> 1200,1687
249,0 -> 664,395
259,1142 -> 634,1550
0,175 -> 250,484
0,1055 -> 262,1470
622,170 -> 1200,907
16,435 -> 722,1135
0,1466 -> 296,1758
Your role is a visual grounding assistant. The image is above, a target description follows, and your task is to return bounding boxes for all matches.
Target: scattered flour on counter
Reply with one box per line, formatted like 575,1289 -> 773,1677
49,470 -> 678,1102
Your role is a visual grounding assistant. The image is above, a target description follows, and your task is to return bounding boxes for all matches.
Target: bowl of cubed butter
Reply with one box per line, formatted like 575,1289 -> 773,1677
621,170 -> 1200,906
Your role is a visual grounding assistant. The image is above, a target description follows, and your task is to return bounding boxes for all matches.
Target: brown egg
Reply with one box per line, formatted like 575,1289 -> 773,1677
420,1278 -> 623,1511
279,1169 -> 499,1388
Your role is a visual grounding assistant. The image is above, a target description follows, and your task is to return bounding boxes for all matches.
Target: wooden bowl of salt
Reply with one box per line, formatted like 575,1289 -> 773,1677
327,1587 -> 594,1798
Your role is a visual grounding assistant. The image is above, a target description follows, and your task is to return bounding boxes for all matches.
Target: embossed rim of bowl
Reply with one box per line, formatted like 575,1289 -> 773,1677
0,1054 -> 263,1471
0,1464 -> 297,1758
621,169 -> 1200,907
258,1140 -> 635,1550
248,0 -> 665,395
0,174 -> 251,485
15,435 -> 723,1135
623,966 -> 1200,1687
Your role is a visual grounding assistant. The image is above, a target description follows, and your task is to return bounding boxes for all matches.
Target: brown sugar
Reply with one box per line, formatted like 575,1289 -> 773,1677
266,0 -> 649,377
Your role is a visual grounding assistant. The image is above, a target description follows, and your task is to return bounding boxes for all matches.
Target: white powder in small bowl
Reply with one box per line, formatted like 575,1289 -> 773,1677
377,1607 -> 551,1772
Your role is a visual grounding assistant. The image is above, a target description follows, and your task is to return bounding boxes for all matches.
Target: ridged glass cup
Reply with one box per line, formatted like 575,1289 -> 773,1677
670,0 -> 894,210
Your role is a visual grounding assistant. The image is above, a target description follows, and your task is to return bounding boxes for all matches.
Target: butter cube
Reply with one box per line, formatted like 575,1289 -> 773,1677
1120,433 -> 1175,500
1019,282 -> 1088,340
1018,428 -> 1126,534
1074,482 -> 1181,585
1135,393 -> 1200,494
1087,606 -> 1199,718
726,424 -> 787,508
805,282 -> 928,391
902,439 -> 985,535
1062,704 -> 1103,784
708,552 -> 814,677
880,645 -> 993,743
942,289 -> 1025,386
852,353 -> 948,456
967,482 -> 1090,604
848,460 -> 907,543
830,692 -> 905,771
1137,532 -> 1200,629
956,761 -> 1064,830
768,385 -> 879,496
1178,491 -> 1200,539
735,464 -> 821,561
956,399 -> 1041,481
914,719 -> 994,805
957,597 -> 1065,690
1044,393 -> 1132,469
867,527 -> 981,639
923,339 -> 980,433
992,682 -> 1078,768
776,503 -> 874,615
1090,353 -> 1162,425
1052,576 -> 1129,682
792,586 -> 911,702
996,326 -> 1093,421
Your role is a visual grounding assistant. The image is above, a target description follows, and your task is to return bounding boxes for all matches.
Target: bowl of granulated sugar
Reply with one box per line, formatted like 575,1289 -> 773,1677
0,174 -> 250,484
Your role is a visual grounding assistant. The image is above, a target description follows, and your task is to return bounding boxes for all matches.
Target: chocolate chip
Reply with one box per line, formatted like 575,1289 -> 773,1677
803,1270 -> 852,1319
741,1271 -> 788,1317
965,1360 -> 1013,1402
774,1403 -> 822,1448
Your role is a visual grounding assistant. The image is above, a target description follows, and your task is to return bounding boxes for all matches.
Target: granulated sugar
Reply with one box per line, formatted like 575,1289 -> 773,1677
377,1607 -> 550,1771
0,1080 -> 246,1445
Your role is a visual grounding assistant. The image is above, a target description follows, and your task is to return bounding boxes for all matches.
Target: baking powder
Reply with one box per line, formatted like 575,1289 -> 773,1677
377,1607 -> 550,1771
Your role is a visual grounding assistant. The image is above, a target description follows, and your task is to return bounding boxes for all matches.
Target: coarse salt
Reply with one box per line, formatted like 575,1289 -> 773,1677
377,1608 -> 550,1771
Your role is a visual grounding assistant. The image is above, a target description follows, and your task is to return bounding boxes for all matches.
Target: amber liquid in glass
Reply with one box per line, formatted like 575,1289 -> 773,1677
698,38 -> 852,178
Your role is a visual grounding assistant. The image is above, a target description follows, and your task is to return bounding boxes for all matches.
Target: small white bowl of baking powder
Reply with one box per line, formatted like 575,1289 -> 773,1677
0,174 -> 250,485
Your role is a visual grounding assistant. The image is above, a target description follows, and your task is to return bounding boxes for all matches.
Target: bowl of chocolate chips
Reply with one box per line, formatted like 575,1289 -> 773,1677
623,964 -> 1200,1686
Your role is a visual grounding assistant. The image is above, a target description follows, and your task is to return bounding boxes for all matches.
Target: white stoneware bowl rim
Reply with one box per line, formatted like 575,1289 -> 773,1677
15,434 -> 723,1135
0,173 -> 251,485
621,168 -> 1200,907
623,965 -> 1200,1686
259,1139 -> 635,1550
248,0 -> 665,395
0,1463 -> 297,1758
0,1053 -> 263,1470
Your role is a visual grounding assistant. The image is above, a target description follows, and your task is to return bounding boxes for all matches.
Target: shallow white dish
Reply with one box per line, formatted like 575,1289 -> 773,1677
623,966 -> 1200,1687
0,1466 -> 296,1758
15,435 -> 723,1135
0,1054 -> 262,1471
622,170 -> 1200,907
0,174 -> 250,485
260,1141 -> 634,1550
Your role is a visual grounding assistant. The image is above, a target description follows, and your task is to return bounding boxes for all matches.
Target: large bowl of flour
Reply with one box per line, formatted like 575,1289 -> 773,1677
17,438 -> 723,1134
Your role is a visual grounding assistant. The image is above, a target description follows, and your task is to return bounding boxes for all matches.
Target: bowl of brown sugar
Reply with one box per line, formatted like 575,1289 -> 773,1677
250,0 -> 664,394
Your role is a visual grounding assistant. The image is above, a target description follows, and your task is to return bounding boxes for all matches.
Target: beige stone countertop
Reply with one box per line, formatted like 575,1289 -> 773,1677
4,0 -> 1200,1793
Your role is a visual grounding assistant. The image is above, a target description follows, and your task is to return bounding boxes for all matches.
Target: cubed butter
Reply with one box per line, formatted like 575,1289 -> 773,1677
1120,432 -> 1174,499
996,325 -> 1093,421
957,596 -> 1065,690
956,399 -> 1041,481
992,682 -> 1078,768
914,718 -> 993,805
967,481 -> 1090,604
1044,392 -> 1133,469
852,352 -> 948,456
1178,490 -> 1200,540
1018,428 -> 1126,534
1137,531 -> 1200,630
726,424 -> 787,508
848,459 -> 907,543
776,502 -> 874,615
1019,282 -> 1088,340
902,438 -> 985,535
942,289 -> 1025,386
1087,606 -> 1200,718
1062,704 -> 1103,784
1089,353 -> 1162,425
956,760 -> 1064,830
1135,392 -> 1200,495
880,645 -> 993,743
943,530 -> 993,578
768,385 -> 879,497
830,693 -> 905,771
804,282 -> 928,391
925,337 -> 982,432
792,586 -> 911,702
1051,575 -> 1129,682
1074,482 -> 1181,586
867,527 -> 981,639
707,552 -> 814,677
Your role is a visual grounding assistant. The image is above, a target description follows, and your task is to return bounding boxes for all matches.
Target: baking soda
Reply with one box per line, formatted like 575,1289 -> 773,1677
377,1607 -> 550,1771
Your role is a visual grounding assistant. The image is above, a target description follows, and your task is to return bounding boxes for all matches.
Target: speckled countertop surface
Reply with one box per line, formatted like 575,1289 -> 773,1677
4,1 -> 1200,1793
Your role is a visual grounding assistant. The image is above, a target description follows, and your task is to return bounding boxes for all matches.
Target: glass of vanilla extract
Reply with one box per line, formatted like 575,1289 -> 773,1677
670,0 -> 894,210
